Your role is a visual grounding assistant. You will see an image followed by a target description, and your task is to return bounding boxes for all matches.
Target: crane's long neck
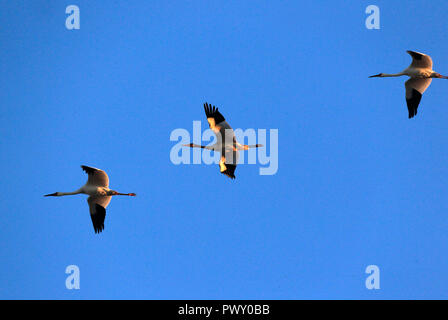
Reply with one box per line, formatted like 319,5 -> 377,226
59,191 -> 82,196
44,189 -> 83,197
183,143 -> 215,150
370,72 -> 406,78
381,72 -> 406,77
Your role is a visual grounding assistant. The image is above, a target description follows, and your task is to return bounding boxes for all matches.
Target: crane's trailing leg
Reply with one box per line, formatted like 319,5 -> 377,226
235,142 -> 264,150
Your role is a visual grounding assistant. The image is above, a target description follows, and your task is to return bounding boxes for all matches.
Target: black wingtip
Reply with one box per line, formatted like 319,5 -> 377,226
81,165 -> 99,175
91,204 -> 106,234
221,164 -> 236,180
407,50 -> 423,60
222,171 -> 236,179
406,89 -> 422,119
204,102 -> 216,116
204,102 -> 226,123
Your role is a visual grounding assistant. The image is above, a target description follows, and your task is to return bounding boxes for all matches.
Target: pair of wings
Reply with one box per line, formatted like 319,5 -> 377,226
203,103 -> 239,179
405,51 -> 433,119
81,165 -> 111,233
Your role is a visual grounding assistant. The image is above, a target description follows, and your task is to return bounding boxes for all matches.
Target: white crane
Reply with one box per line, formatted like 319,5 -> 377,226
369,50 -> 447,118
183,103 -> 263,179
44,165 -> 136,234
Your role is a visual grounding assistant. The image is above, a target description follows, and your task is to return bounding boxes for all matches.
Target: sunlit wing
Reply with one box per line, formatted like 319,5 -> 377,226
203,102 -> 235,147
204,102 -> 229,132
219,147 -> 239,179
81,165 -> 109,187
407,50 -> 433,69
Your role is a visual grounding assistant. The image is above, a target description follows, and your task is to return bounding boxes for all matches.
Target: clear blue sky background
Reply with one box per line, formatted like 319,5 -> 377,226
1,0 -> 448,299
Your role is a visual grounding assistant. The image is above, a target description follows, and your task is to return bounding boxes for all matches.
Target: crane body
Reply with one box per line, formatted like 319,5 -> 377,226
183,103 -> 263,179
44,165 -> 136,233
370,50 -> 447,118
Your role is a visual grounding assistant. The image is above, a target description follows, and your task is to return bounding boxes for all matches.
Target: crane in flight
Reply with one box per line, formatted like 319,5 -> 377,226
369,50 -> 447,118
44,165 -> 136,234
183,103 -> 263,179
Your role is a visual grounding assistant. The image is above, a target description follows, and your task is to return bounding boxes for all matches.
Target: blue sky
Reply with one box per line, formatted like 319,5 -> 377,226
1,0 -> 448,299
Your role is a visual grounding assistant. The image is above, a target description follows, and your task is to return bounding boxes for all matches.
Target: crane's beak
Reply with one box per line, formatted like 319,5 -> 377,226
369,74 -> 382,78
44,192 -> 58,197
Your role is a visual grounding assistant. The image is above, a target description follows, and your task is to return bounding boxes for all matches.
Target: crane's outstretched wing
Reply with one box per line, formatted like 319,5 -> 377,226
219,147 -> 239,179
407,51 -> 433,69
405,78 -> 432,118
87,196 -> 112,234
81,165 -> 109,187
204,102 -> 227,132
204,102 -> 235,148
